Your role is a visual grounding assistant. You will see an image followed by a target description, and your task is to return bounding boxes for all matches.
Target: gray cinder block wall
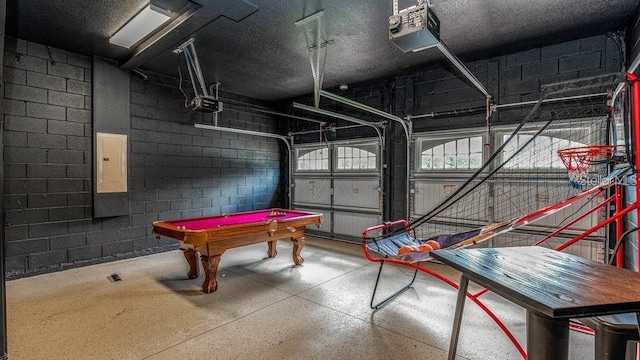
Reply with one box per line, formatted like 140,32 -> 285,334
2,37 -> 284,276
288,34 -> 623,223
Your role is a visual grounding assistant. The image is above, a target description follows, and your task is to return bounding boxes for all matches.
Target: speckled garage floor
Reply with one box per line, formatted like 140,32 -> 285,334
6,237 -> 595,359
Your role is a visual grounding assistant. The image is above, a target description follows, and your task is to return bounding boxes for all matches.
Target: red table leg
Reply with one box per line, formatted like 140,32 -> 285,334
267,240 -> 278,258
200,254 -> 221,293
291,237 -> 305,265
182,248 -> 199,279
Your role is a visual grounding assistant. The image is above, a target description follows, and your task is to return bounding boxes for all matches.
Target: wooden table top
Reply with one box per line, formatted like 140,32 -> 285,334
430,246 -> 640,319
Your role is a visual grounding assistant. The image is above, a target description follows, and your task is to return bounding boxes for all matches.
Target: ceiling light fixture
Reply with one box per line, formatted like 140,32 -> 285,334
109,4 -> 171,49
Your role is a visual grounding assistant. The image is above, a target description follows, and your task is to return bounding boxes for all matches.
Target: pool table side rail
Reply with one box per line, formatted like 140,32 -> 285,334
164,208 -> 315,223
152,212 -> 323,245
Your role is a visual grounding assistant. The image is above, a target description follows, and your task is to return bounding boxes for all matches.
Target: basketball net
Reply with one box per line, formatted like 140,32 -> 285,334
557,145 -> 614,189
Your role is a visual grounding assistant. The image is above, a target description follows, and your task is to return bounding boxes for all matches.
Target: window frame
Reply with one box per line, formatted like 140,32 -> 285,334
294,146 -> 331,173
414,128 -> 488,175
333,141 -> 380,173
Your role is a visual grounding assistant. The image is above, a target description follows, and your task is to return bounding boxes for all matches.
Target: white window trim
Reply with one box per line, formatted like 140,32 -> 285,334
414,128 -> 488,174
333,141 -> 380,173
294,145 -> 331,173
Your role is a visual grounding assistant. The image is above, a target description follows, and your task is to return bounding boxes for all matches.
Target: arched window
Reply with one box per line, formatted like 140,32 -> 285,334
297,148 -> 329,171
502,135 -> 586,169
336,146 -> 377,170
420,136 -> 483,170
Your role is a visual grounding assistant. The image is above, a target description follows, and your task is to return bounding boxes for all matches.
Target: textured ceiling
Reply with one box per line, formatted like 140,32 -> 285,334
6,0 -> 639,101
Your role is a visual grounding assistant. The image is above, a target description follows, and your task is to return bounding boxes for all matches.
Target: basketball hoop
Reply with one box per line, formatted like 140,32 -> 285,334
557,145 -> 614,189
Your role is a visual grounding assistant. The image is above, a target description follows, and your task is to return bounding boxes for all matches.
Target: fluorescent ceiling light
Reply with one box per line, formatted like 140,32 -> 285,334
110,4 -> 171,49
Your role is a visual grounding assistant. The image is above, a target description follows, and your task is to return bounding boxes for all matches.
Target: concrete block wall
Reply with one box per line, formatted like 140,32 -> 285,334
409,34 -> 621,131
2,37 -> 284,276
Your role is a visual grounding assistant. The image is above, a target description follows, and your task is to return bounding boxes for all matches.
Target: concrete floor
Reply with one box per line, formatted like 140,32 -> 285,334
6,237 -> 595,359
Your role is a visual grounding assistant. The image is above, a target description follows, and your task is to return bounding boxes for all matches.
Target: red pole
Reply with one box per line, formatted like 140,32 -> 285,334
533,194 -> 613,247
557,203 -> 638,252
615,185 -> 624,266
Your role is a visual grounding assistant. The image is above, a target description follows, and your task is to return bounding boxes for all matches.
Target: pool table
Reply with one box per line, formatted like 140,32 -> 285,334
152,208 -> 323,293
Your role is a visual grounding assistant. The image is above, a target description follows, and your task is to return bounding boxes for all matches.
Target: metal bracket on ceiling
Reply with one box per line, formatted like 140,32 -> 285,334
174,38 -> 208,98
173,38 -> 223,113
295,10 -> 332,108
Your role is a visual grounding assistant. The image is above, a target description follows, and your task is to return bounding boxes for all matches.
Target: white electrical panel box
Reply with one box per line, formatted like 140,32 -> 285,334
96,132 -> 128,193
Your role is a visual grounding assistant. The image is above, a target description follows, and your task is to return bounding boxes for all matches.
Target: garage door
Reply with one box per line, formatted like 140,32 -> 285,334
411,125 -> 605,260
292,140 -> 382,240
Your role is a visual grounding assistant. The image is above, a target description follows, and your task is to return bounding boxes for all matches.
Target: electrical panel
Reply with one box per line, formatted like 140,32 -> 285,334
96,132 -> 127,193
389,4 -> 440,52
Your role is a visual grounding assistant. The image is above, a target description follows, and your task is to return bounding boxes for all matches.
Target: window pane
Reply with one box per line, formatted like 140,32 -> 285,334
422,156 -> 432,169
457,154 -> 470,169
470,137 -> 483,151
433,155 -> 444,169
457,139 -> 469,153
444,141 -> 456,155
444,155 -> 456,169
433,144 -> 444,156
470,153 -> 482,168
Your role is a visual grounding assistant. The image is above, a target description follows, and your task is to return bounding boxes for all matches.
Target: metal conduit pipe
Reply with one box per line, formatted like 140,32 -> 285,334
409,92 -> 608,120
289,123 -> 368,136
493,92 -> 608,109
194,123 -> 293,207
317,90 -> 412,219
409,106 -> 487,119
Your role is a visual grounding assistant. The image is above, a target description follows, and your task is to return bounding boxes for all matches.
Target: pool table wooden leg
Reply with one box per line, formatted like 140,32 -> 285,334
200,254 -> 221,294
291,236 -> 305,265
267,240 -> 278,258
182,248 -> 199,279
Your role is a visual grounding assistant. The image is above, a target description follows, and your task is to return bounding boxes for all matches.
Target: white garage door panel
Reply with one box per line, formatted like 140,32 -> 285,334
294,207 -> 332,234
333,178 -> 380,209
414,180 -> 488,222
294,178 -> 331,205
333,211 -> 381,238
